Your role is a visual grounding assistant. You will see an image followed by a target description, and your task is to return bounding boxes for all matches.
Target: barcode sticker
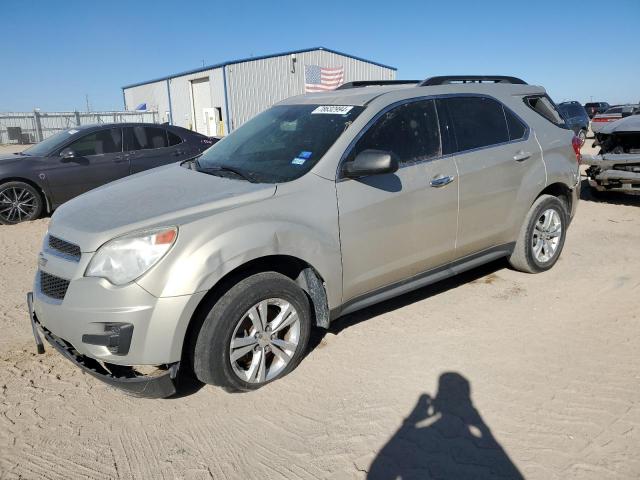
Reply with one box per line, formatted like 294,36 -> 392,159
311,105 -> 354,115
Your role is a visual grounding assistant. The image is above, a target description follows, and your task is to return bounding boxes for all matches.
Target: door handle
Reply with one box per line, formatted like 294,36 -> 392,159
513,151 -> 531,162
430,175 -> 455,188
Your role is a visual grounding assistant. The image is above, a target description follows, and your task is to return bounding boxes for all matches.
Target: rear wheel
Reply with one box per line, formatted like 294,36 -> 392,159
192,272 -> 311,392
0,181 -> 43,225
509,195 -> 568,273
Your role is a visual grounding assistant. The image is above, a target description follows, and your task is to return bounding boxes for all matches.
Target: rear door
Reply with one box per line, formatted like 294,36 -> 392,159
46,127 -> 128,204
438,95 -> 543,257
124,126 -> 182,173
337,99 -> 459,301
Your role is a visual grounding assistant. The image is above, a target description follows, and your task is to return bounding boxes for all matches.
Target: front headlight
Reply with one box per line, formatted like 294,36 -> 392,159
85,227 -> 178,285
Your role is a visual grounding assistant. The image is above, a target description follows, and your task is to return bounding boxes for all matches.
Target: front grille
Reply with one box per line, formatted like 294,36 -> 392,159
40,271 -> 70,300
48,235 -> 81,260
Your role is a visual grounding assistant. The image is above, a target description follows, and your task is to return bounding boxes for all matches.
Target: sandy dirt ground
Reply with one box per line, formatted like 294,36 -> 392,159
0,142 -> 639,479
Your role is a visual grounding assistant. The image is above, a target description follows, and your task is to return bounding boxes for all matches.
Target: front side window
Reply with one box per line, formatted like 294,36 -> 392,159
197,104 -> 364,183
445,96 -> 510,151
67,128 -> 122,156
348,99 -> 441,166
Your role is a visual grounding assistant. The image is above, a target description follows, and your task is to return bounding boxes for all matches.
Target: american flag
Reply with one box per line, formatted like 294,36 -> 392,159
304,65 -> 344,92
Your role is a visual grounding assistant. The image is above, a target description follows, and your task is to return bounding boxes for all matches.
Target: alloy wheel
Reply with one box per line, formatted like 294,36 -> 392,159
0,186 -> 38,223
532,208 -> 562,263
229,298 -> 301,384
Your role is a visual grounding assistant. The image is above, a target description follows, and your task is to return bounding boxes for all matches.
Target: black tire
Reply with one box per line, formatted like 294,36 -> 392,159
193,272 -> 311,392
0,181 -> 44,225
508,195 -> 568,274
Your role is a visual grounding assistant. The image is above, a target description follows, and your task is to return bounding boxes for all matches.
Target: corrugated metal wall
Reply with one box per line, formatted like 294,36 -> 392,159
123,49 -> 395,134
123,81 -> 170,123
167,68 -> 226,132
226,50 -> 395,128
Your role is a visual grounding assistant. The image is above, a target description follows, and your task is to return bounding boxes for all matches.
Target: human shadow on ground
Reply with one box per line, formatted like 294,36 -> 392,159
367,372 -> 524,480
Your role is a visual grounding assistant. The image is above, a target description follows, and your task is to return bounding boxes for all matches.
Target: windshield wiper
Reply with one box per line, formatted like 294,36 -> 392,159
197,163 -> 257,183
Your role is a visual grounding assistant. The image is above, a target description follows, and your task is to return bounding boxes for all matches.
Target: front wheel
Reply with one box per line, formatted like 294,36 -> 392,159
509,195 -> 568,273
0,181 -> 43,225
193,272 -> 311,392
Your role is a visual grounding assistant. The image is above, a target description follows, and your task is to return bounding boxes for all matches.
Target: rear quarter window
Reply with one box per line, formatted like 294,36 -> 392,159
524,95 -> 566,127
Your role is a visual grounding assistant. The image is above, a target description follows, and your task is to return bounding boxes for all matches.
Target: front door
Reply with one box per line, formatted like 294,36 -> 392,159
337,99 -> 459,302
46,127 -> 128,205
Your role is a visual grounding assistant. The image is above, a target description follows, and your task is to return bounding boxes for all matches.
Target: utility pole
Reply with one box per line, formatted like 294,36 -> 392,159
85,94 -> 90,112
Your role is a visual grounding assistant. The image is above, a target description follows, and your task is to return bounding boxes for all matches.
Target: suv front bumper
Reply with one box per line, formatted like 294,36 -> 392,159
28,292 -> 180,398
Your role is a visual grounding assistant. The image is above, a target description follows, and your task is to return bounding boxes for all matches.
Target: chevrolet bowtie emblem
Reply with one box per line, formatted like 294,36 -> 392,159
38,254 -> 47,268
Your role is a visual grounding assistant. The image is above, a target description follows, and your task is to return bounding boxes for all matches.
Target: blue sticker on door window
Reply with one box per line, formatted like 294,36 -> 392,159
298,151 -> 312,159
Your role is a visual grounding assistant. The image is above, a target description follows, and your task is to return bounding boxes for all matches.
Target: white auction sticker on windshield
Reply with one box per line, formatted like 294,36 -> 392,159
311,105 -> 354,115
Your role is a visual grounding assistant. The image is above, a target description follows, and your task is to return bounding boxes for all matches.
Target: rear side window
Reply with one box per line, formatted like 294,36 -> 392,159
126,126 -> 168,151
444,96 -> 510,152
67,128 -> 122,156
504,108 -> 527,141
524,95 -> 565,127
350,99 -> 441,165
167,131 -> 183,146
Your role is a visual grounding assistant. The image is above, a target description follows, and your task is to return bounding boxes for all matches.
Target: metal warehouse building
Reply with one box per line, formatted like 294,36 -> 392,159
122,47 -> 396,137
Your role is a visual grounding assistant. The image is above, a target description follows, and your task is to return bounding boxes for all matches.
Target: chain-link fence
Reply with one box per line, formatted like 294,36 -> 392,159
0,110 -> 159,144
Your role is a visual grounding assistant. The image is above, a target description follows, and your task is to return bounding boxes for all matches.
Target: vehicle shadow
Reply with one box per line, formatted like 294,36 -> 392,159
580,178 -> 640,206
309,258 -> 507,350
367,372 -> 524,479
175,259 -> 507,398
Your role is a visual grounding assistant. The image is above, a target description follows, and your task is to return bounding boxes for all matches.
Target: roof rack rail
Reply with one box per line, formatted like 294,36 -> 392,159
419,75 -> 527,86
337,80 -> 420,90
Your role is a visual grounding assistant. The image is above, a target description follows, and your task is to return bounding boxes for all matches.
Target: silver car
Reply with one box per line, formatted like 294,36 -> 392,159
27,76 -> 580,397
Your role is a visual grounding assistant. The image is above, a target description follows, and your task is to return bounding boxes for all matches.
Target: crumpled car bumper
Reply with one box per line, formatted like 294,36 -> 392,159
28,292 -> 179,399
583,153 -> 640,193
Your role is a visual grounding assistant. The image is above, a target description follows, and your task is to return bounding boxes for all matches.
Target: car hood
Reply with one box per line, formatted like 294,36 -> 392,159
49,163 -> 277,252
599,115 -> 640,135
0,153 -> 32,164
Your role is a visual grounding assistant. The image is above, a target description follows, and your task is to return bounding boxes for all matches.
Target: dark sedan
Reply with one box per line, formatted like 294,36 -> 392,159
0,123 -> 217,224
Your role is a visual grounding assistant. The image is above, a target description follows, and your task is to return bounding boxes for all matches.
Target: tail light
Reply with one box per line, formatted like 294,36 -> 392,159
572,136 -> 582,164
592,116 -> 619,123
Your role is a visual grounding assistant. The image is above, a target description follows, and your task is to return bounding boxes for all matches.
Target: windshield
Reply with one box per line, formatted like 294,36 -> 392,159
23,129 -> 80,156
196,104 -> 364,183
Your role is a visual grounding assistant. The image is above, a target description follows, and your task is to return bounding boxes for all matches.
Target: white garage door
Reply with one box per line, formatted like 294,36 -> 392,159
191,77 -> 212,135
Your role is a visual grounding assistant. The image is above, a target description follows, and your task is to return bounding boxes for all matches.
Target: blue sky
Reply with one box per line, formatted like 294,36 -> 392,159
2,0 -> 639,112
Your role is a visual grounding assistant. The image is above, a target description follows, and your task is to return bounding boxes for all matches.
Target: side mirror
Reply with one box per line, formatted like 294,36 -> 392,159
343,149 -> 399,178
59,148 -> 76,159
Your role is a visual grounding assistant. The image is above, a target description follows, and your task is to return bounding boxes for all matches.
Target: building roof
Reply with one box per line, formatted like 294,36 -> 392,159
121,47 -> 397,90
